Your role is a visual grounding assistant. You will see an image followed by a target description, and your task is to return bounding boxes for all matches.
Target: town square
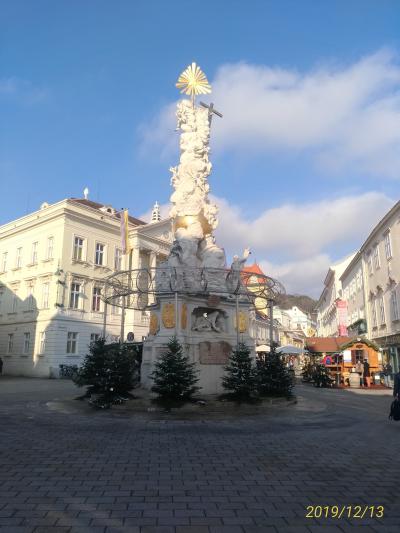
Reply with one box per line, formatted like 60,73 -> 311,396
1,1 -> 400,532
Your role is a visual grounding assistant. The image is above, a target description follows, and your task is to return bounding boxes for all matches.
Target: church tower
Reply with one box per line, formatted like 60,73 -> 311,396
151,201 -> 161,223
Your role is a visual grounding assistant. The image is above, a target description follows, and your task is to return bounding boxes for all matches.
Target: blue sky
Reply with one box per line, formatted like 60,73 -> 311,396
1,0 -> 400,295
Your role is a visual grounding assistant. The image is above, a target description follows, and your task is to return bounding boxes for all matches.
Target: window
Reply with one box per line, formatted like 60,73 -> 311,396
367,253 -> 373,275
373,245 -> 380,269
39,331 -> 46,354
46,237 -> 54,260
15,247 -> 22,268
26,282 -> 35,310
90,333 -> 100,343
379,296 -> 385,325
73,236 -> 85,261
95,243 -> 105,266
391,290 -> 399,321
23,332 -> 31,354
1,252 -> 7,272
114,248 -> 122,270
7,333 -> 14,354
42,282 -> 50,309
372,300 -> 377,328
31,242 -> 38,264
69,283 -> 81,309
92,287 -> 102,312
67,332 -> 78,354
384,231 -> 392,260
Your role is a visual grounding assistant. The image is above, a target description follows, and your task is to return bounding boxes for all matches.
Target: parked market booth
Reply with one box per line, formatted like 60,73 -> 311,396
305,337 -> 381,387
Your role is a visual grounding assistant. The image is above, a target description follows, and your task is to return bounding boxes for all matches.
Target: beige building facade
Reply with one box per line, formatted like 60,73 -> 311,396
316,254 -> 356,337
0,197 -> 172,377
340,201 -> 400,371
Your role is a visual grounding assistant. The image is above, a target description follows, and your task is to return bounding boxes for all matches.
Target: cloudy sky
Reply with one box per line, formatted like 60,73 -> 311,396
1,1 -> 399,296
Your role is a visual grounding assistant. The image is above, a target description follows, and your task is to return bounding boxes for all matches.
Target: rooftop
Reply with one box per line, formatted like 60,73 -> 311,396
70,198 -> 146,226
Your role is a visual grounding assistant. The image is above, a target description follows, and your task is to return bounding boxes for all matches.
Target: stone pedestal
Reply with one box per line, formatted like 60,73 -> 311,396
141,294 -> 254,394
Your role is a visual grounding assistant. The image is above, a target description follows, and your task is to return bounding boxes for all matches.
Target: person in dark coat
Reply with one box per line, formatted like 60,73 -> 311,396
383,362 -> 393,388
393,371 -> 400,399
363,359 -> 371,388
0,356 -> 3,375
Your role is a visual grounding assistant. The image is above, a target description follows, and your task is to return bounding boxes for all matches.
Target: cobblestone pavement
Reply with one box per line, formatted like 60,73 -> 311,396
0,376 -> 399,533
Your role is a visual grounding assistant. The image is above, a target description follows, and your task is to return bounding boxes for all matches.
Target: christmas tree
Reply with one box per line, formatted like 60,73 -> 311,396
150,337 -> 200,405
73,339 -> 140,408
301,360 -> 315,382
222,342 -> 258,401
312,364 -> 334,387
256,350 -> 294,398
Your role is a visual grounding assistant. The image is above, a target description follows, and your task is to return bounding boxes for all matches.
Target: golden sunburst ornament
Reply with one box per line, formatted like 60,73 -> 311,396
176,62 -> 211,102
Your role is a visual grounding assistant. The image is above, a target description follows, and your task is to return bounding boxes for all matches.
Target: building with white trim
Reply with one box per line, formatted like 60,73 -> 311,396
0,197 -> 172,377
316,254 -> 356,337
339,201 -> 400,371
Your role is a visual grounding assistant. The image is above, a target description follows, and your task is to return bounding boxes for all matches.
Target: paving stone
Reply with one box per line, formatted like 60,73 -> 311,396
175,526 -> 209,533
0,379 -> 399,533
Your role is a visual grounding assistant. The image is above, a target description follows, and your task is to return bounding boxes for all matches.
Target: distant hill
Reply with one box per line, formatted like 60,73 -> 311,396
276,294 -> 317,315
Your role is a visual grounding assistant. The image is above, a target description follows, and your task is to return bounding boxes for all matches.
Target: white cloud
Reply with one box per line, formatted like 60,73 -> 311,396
0,77 -> 48,104
260,254 -> 333,298
140,49 -> 400,178
140,191 -> 394,297
213,192 -> 393,260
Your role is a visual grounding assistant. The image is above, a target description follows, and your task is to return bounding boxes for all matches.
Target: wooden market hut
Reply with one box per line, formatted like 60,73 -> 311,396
305,337 -> 380,384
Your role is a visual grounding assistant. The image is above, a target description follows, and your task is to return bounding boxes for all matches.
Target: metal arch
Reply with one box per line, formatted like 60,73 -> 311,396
101,266 -> 285,310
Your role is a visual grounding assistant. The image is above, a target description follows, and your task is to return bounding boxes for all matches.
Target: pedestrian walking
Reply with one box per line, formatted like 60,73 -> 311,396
0,356 -> 3,375
363,359 -> 371,388
355,360 -> 363,387
383,361 -> 393,388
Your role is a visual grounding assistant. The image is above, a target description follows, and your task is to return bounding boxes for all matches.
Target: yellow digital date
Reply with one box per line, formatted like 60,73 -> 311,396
305,505 -> 384,519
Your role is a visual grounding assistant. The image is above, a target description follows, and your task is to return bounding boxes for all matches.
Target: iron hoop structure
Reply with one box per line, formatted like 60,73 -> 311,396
102,266 -> 285,311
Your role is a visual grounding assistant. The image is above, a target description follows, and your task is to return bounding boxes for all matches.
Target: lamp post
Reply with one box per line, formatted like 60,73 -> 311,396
268,299 -> 275,353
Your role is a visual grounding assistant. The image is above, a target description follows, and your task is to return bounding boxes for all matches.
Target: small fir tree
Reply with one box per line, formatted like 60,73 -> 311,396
312,364 -> 334,388
222,342 -> 258,401
73,339 -> 140,408
256,350 -> 294,398
301,360 -> 315,382
150,337 -> 200,405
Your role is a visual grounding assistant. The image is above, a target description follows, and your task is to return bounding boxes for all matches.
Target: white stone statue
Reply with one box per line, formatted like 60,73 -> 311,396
192,310 -> 225,333
166,72 -> 225,276
198,235 -> 226,269
227,248 -> 251,293
231,248 -> 251,272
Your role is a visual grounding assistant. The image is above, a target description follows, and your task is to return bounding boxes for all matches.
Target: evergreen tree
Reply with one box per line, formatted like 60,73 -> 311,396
256,350 -> 294,398
312,364 -> 334,388
222,342 -> 258,400
301,360 -> 315,382
73,339 -> 140,408
150,337 -> 200,405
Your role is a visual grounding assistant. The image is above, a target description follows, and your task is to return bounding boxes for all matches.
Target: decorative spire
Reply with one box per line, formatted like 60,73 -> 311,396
176,62 -> 211,104
151,201 -> 161,223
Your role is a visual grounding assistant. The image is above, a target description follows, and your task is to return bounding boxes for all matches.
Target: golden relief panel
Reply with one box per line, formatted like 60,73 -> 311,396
162,303 -> 176,329
149,313 -> 159,335
234,311 -> 248,333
